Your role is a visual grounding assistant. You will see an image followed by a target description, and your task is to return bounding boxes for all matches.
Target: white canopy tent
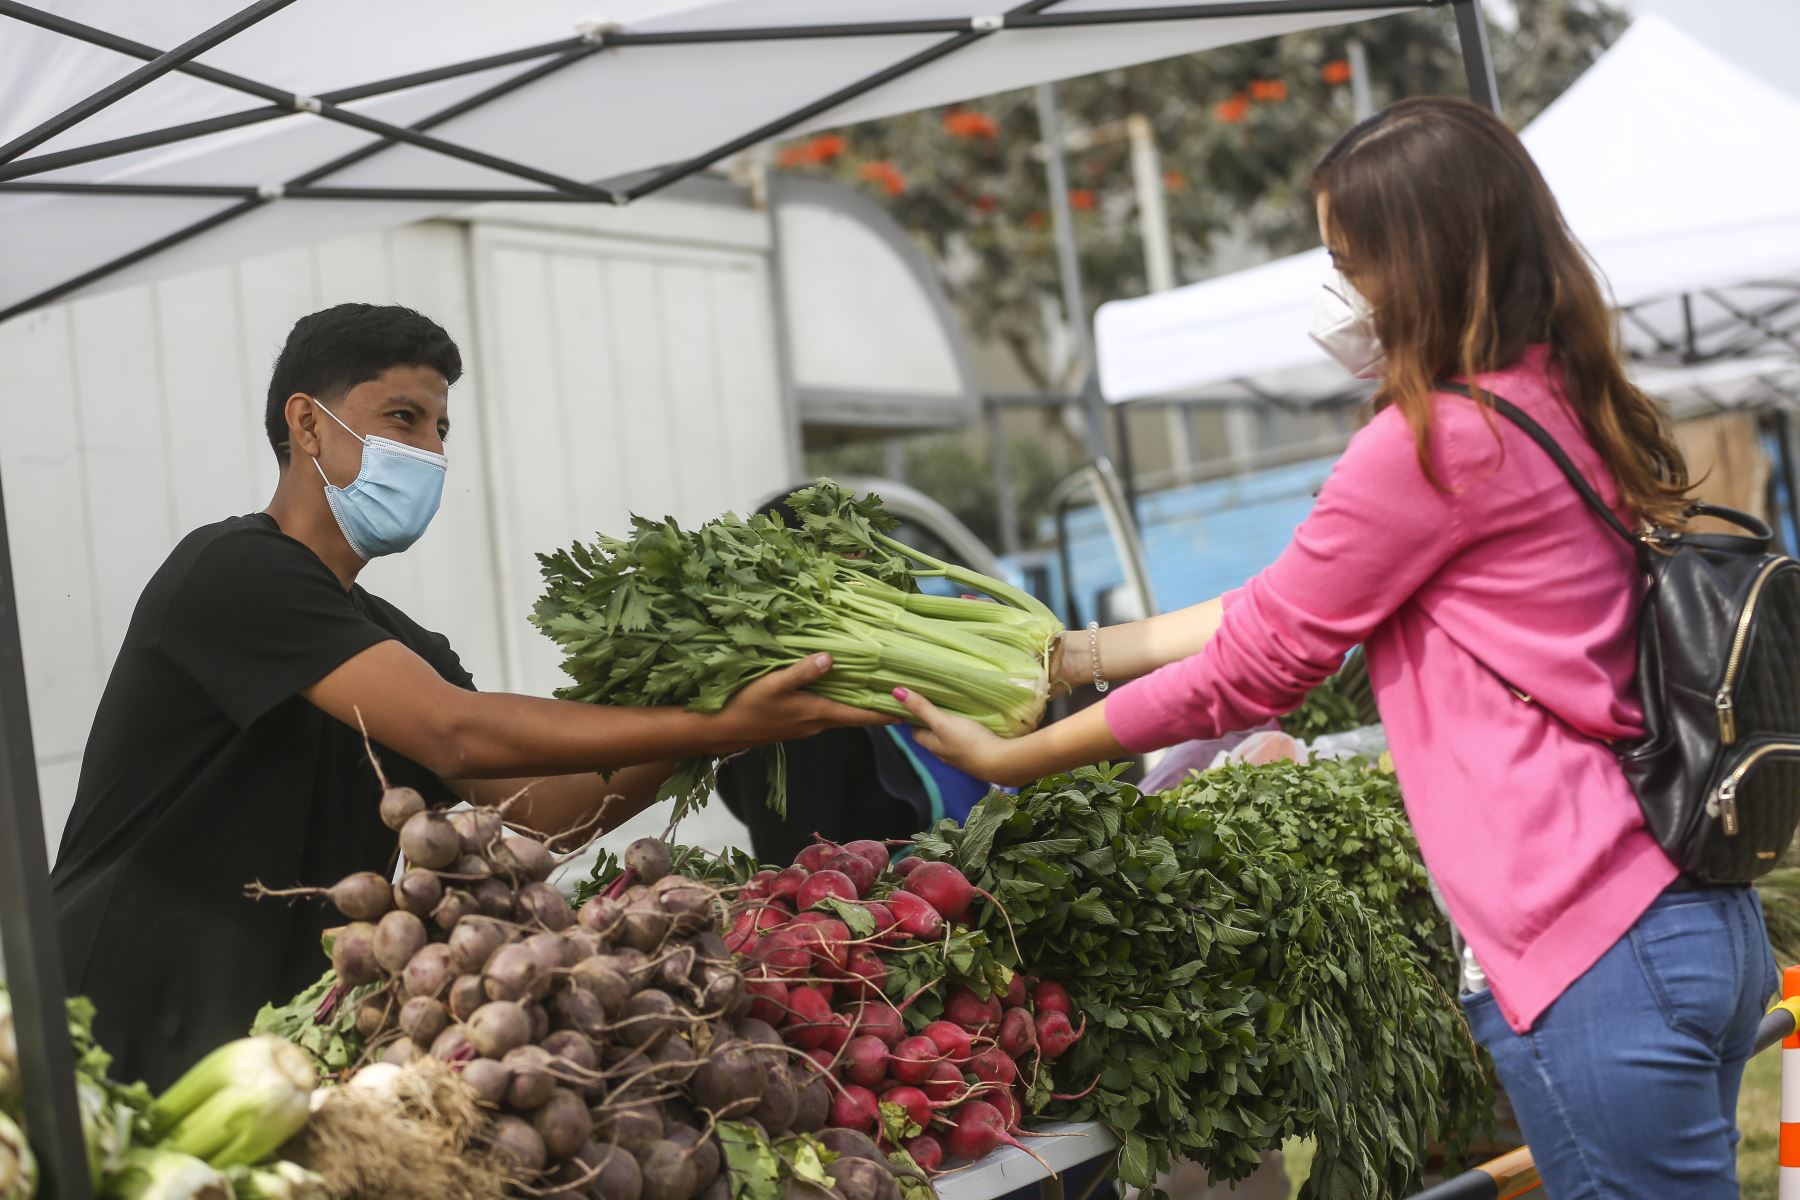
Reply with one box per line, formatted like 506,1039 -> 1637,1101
1094,14 -> 1800,407
0,2 -> 1506,1193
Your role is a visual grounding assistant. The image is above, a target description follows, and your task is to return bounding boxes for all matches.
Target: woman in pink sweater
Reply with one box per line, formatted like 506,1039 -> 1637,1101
897,98 -> 1776,1196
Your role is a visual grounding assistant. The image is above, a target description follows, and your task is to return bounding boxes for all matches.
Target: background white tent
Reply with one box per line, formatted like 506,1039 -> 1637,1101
1094,14 -> 1800,406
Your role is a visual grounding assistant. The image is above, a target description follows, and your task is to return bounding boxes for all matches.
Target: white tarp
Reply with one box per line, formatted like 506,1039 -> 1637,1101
0,0 -> 1413,316
1095,14 -> 1800,403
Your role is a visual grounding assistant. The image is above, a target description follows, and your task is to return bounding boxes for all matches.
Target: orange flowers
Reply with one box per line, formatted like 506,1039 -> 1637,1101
974,194 -> 1001,214
1215,92 -> 1250,124
943,109 -> 1000,139
858,161 -> 906,197
1163,169 -> 1187,193
1322,59 -> 1353,85
1068,188 -> 1097,212
777,134 -> 847,168
1249,79 -> 1288,102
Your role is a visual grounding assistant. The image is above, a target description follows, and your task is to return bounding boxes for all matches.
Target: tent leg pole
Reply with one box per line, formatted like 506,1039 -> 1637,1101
0,462 -> 92,1200
1035,81 -> 1107,463
1451,0 -> 1501,116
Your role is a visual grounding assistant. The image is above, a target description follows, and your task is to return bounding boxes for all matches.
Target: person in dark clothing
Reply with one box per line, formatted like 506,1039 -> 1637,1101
51,303 -> 884,1089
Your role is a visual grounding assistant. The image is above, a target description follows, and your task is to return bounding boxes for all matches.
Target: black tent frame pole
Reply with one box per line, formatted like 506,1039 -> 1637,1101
1451,0 -> 1500,114
0,456 -> 92,1200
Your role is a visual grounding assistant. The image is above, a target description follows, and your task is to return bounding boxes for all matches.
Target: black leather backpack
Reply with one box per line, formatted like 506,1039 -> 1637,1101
1442,382 -> 1800,883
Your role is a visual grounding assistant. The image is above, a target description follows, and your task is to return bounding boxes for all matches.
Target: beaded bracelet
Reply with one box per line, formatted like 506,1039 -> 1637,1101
1086,620 -> 1108,693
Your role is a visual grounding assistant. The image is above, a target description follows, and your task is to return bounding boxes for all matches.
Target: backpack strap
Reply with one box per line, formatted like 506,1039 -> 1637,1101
1437,381 -> 1641,548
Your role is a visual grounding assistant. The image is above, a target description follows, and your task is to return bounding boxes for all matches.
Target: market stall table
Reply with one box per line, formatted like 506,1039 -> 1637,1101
933,1121 -> 1119,1200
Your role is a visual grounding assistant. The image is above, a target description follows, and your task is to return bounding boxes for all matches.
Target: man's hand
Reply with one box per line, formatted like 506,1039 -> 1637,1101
706,654 -> 891,755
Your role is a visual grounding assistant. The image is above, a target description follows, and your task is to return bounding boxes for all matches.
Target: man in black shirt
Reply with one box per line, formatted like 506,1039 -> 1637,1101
51,303 -> 880,1088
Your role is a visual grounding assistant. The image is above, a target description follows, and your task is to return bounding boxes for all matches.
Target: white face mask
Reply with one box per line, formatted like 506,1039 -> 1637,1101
1308,269 -> 1386,379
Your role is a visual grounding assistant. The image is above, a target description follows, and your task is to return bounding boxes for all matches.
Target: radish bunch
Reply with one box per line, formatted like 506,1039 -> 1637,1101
726,837 -> 1084,1174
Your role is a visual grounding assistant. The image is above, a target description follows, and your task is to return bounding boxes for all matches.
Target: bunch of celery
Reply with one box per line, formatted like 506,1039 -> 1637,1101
534,481 -> 1062,815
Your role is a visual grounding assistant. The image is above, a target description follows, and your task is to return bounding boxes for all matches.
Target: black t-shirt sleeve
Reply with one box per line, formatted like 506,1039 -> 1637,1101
156,529 -> 394,729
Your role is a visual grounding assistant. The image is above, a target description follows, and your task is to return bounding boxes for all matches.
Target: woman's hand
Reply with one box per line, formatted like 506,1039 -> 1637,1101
890,688 -> 1042,788
708,655 -> 890,754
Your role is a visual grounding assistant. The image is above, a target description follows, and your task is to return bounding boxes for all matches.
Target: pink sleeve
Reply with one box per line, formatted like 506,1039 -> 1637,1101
1106,409 -> 1472,753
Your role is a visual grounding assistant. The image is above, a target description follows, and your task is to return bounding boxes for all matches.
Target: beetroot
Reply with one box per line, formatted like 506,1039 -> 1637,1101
838,948 -> 886,1002
943,988 -> 1002,1036
771,866 -> 809,905
373,910 -> 429,975
833,1156 -> 901,1200
806,1048 -> 835,1074
822,852 -> 877,898
879,1085 -> 931,1131
1030,980 -> 1072,1017
992,1088 -> 1024,1132
379,786 -> 428,833
921,1061 -> 963,1105
997,1007 -> 1036,1059
899,861 -> 974,921
461,1056 -> 511,1106
841,839 -> 891,876
693,1043 -> 766,1118
793,1070 -> 830,1133
903,1134 -> 943,1174
638,1139 -> 697,1200
490,1114 -> 547,1172
534,1088 -> 594,1159
921,1021 -> 973,1064
330,922 -> 380,986
796,870 -> 858,910
843,1002 -> 905,1047
889,1036 -> 941,1086
968,1047 -> 1019,1088
795,842 -> 839,873
815,1014 -> 853,1055
624,837 -> 673,885
828,1084 -> 879,1134
1003,973 -> 1028,1009
392,868 -> 443,917
578,895 -> 627,942
744,977 -> 789,1026
1036,1010 -> 1084,1060
843,1035 -> 889,1088
783,986 -> 835,1050
883,891 -> 942,942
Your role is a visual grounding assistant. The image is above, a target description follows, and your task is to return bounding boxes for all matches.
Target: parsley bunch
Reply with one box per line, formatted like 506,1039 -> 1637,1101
533,481 -> 1061,817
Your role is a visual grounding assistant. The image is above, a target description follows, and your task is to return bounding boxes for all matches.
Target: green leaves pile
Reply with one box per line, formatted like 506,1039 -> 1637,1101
250,967 -> 380,1077
911,764 -> 1489,1200
532,480 -> 1061,820
1278,647 -> 1377,741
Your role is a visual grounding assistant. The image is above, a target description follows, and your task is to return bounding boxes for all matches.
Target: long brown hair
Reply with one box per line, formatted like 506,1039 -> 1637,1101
1310,96 -> 1690,526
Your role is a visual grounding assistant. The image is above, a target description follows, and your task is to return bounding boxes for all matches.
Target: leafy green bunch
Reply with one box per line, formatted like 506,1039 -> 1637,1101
912,765 -> 1488,1200
533,481 -> 1061,818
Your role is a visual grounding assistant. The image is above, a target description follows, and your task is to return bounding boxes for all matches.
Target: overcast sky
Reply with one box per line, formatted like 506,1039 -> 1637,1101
1616,0 -> 1799,96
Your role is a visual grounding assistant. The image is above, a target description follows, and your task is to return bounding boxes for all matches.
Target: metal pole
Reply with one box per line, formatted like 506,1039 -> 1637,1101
1035,81 -> 1107,461
1346,37 -> 1374,121
1450,0 -> 1501,116
987,399 -> 1022,557
0,459 -> 93,1200
1126,113 -> 1196,481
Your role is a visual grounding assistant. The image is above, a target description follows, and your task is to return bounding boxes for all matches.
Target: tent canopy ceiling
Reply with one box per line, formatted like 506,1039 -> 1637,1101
0,0 -> 1425,319
1094,14 -> 1800,405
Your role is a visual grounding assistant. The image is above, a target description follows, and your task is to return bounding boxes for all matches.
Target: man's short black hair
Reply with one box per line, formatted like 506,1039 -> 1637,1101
265,303 -> 463,463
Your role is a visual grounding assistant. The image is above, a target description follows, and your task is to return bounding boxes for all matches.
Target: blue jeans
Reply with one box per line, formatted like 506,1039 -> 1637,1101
1461,886 -> 1779,1198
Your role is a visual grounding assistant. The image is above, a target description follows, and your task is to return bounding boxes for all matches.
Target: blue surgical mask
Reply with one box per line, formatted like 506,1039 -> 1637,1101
310,400 -> 446,560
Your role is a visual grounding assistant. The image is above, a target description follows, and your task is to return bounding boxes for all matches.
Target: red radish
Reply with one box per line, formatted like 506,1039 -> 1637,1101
884,891 -> 943,942
889,855 -> 924,880
997,1007 -> 1036,1059
862,902 -> 900,946
796,842 -> 840,873
838,948 -> 887,1001
745,977 -> 789,1026
755,928 -> 811,977
771,866 -> 809,905
890,1036 -> 942,1085
945,1100 -> 1048,1169
742,870 -> 779,900
880,1085 -> 932,1131
943,988 -> 1002,1035
921,1021 -> 973,1064
795,918 -> 851,972
784,986 -> 836,1049
991,1088 -> 1023,1132
844,1035 -> 890,1087
921,1061 -> 963,1105
842,839 -> 891,875
900,861 -> 974,921
968,1047 -> 1018,1087
788,910 -> 834,928
829,1084 -> 880,1133
903,1134 -> 943,1173
1030,980 -> 1072,1017
1003,973 -> 1027,1009
823,852 -> 877,897
807,1048 -> 836,1073
726,904 -> 787,954
843,1002 -> 905,1047
797,870 -> 859,909
1035,1010 -> 1084,1061
816,1014 -> 853,1055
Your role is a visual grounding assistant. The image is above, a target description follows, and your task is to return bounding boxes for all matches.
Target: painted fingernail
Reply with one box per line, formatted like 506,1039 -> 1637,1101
892,688 -> 910,701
